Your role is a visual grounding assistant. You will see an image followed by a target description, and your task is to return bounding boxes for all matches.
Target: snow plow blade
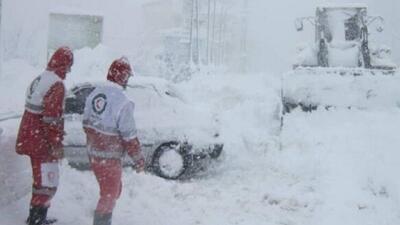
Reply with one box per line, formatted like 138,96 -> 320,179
282,67 -> 400,114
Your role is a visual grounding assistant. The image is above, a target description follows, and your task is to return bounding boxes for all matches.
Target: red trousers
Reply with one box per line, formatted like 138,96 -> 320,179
30,158 -> 59,207
90,158 -> 122,214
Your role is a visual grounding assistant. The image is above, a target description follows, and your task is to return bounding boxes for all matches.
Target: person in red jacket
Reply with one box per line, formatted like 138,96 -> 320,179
16,47 -> 73,225
82,57 -> 144,225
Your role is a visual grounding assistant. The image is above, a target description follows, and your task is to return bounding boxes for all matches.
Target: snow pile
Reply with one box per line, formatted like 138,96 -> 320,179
176,72 -> 283,155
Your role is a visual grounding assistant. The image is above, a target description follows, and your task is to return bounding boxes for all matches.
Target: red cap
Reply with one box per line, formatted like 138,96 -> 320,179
47,46 -> 74,80
107,57 -> 133,88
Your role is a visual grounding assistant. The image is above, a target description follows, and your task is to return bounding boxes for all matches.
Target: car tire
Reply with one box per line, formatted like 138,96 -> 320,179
151,141 -> 191,180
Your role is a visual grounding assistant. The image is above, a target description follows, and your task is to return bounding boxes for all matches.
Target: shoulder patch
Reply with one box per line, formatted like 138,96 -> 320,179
92,93 -> 107,115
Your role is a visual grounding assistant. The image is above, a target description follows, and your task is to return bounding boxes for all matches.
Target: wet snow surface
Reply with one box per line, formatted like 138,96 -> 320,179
1,56 -> 400,225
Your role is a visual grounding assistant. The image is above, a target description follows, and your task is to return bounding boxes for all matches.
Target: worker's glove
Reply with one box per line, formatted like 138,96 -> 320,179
49,147 -> 64,159
132,154 -> 145,173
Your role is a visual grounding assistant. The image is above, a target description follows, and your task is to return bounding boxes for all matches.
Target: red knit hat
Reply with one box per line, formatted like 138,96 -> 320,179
107,57 -> 133,88
47,46 -> 74,79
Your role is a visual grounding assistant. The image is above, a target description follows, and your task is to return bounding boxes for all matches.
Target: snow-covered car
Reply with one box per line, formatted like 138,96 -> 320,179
63,76 -> 223,180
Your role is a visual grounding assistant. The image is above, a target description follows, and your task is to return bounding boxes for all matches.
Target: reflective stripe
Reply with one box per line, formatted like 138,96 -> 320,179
120,130 -> 137,140
25,102 -> 43,113
32,187 -> 56,196
88,147 -> 124,160
43,116 -> 63,124
83,119 -> 120,136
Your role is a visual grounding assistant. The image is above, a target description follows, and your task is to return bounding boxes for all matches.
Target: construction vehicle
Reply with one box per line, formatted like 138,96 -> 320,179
282,4 -> 398,113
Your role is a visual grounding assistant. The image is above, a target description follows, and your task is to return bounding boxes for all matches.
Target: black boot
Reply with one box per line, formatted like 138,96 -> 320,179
26,206 -> 57,225
93,212 -> 112,225
26,206 -> 46,225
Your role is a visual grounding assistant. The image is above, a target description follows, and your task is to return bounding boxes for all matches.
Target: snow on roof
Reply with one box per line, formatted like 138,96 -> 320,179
317,3 -> 368,9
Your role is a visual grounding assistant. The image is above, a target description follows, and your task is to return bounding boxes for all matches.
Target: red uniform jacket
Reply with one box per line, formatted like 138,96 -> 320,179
16,72 -> 65,160
16,47 -> 73,160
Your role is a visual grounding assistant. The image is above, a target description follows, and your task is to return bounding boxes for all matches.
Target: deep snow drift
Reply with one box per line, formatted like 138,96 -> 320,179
1,47 -> 400,224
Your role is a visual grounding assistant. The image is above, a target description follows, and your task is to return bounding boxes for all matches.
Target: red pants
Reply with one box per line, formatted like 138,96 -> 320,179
90,158 -> 122,214
30,158 -> 59,207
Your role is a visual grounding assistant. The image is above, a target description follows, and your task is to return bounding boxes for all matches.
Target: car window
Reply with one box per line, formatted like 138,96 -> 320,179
65,84 -> 95,115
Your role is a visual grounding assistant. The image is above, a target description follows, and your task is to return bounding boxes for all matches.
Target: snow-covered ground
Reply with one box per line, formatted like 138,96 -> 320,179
282,109 -> 400,225
1,51 -> 400,225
